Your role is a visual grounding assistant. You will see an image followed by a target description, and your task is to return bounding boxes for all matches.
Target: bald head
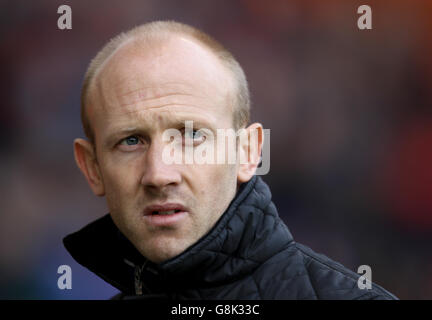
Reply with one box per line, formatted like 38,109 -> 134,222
81,20 -> 250,143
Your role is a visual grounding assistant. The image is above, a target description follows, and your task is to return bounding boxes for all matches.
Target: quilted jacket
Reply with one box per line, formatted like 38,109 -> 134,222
63,175 -> 398,300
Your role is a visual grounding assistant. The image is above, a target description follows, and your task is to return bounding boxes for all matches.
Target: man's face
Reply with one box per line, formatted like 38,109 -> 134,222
86,37 -> 240,263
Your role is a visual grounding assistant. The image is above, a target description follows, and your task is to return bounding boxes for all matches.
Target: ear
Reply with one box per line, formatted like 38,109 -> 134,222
73,138 -> 105,196
237,123 -> 264,184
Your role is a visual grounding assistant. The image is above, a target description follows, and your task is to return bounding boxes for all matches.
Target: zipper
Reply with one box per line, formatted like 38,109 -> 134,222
134,260 -> 147,295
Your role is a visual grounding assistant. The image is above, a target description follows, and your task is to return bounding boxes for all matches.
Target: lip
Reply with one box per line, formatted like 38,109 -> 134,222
143,203 -> 189,227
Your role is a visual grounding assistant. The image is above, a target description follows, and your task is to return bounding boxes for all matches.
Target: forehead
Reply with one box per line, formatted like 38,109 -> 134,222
88,36 -> 235,134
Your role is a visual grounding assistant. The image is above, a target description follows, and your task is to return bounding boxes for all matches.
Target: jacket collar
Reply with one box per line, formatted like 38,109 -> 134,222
63,176 -> 294,295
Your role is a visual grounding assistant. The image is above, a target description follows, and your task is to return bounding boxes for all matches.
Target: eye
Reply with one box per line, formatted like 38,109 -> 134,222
182,128 -> 206,145
120,135 -> 141,146
185,130 -> 204,141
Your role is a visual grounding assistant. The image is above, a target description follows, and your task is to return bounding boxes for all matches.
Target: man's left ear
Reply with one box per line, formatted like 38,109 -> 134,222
237,123 -> 264,184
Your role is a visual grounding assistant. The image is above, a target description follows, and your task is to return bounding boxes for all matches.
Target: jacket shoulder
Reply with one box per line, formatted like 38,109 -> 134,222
253,242 -> 398,300
296,243 -> 397,300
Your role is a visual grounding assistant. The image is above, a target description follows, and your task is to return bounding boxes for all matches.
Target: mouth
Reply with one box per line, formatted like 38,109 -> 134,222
143,203 -> 188,227
149,209 -> 182,216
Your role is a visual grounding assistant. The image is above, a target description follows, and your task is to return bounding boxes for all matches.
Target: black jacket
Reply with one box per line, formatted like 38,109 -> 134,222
64,176 -> 397,300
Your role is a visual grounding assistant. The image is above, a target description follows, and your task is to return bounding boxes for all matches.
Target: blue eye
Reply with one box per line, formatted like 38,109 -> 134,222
121,136 -> 140,145
182,128 -> 207,146
186,130 -> 204,140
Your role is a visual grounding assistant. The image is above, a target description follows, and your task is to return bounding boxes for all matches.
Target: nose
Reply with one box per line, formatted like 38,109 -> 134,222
140,139 -> 182,191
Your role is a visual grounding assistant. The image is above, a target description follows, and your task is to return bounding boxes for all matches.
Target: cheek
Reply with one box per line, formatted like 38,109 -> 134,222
100,156 -> 143,202
191,163 -> 237,205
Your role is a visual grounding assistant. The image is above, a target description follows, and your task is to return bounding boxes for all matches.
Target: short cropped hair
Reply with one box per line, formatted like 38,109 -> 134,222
81,20 -> 250,143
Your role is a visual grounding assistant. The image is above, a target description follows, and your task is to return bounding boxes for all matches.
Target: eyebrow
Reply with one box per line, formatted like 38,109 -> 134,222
104,127 -> 143,148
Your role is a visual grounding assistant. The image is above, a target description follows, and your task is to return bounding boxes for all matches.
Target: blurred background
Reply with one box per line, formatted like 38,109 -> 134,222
1,0 -> 431,299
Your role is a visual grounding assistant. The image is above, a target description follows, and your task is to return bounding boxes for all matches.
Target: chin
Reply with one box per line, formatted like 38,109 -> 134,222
139,237 -> 191,264
145,248 -> 181,264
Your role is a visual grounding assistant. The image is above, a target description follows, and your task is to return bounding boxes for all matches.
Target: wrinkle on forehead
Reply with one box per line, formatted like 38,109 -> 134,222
103,105 -> 219,131
116,83 -> 206,109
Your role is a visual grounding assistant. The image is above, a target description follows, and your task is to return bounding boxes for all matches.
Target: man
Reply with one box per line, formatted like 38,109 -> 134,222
64,20 -> 397,300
